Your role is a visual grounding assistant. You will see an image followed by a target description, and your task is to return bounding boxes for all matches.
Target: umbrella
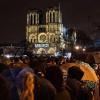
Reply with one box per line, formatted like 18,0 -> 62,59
61,62 -> 100,100
61,62 -> 99,83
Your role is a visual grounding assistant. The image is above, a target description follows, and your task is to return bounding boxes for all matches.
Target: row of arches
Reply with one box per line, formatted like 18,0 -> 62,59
46,10 -> 62,23
27,13 -> 39,25
29,33 -> 56,43
34,48 -> 56,54
27,10 -> 62,25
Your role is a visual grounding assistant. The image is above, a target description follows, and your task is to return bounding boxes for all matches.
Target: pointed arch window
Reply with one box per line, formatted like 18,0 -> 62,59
53,12 -> 55,23
50,12 -> 52,23
30,14 -> 33,25
34,14 -> 36,24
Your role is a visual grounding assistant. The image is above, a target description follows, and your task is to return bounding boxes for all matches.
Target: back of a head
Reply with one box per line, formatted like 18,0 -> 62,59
45,65 -> 63,89
13,57 -> 19,63
68,66 -> 84,81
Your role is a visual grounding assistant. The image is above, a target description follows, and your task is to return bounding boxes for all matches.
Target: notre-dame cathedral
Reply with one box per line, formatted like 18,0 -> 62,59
26,6 -> 65,54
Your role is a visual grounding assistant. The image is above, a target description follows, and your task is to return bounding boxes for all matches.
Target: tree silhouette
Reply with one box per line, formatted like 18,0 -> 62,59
76,30 -> 93,47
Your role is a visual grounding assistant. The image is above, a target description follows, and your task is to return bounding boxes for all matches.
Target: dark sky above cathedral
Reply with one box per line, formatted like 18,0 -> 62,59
0,0 -> 100,43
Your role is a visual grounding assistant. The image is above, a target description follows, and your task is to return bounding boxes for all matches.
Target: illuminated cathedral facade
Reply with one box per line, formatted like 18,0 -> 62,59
26,6 -> 65,54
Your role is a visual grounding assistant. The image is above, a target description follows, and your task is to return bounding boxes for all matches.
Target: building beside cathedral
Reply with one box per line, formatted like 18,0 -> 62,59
26,6 -> 65,54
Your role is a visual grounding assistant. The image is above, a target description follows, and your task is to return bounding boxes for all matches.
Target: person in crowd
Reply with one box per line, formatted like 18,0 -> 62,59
13,57 -> 25,68
21,56 -> 31,67
47,57 -> 56,66
35,71 -> 56,100
45,65 -> 71,100
0,61 -> 20,100
20,72 -> 35,100
66,66 -> 93,100
0,74 -> 11,100
16,66 -> 56,100
28,58 -> 56,100
85,54 -> 95,68
29,57 -> 47,76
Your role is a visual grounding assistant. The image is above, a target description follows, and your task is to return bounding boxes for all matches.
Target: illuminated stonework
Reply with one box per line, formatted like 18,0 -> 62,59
26,7 -> 64,54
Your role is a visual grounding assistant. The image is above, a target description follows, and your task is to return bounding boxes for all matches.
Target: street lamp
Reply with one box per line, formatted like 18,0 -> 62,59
82,48 -> 86,52
75,45 -> 80,50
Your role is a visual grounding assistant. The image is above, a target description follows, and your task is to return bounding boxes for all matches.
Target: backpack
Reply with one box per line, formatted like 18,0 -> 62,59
66,79 -> 94,100
79,80 -> 95,100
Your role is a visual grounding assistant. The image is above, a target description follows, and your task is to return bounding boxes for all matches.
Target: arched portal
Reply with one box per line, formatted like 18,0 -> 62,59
29,34 -> 37,43
48,48 -> 55,54
37,48 -> 46,54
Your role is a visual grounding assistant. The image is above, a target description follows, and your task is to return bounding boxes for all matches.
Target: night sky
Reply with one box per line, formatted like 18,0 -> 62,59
0,0 -> 100,43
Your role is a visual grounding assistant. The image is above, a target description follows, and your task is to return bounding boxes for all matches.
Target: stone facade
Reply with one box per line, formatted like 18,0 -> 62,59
26,7 -> 64,54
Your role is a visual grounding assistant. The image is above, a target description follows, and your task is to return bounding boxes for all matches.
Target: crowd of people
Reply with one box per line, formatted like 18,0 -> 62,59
0,53 -> 99,100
